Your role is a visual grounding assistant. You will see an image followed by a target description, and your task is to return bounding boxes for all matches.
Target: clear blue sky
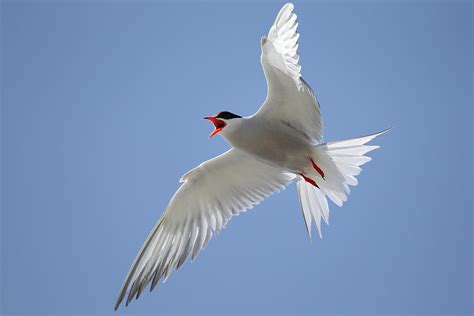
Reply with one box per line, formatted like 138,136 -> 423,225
2,1 -> 472,315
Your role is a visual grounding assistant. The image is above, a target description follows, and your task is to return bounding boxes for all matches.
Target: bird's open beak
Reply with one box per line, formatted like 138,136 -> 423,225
204,116 -> 226,138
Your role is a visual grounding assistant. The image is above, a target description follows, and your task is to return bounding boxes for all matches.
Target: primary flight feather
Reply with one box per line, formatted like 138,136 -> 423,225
115,3 -> 388,309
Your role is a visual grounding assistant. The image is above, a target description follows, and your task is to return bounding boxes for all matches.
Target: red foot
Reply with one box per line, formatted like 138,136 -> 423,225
299,173 -> 319,188
310,157 -> 325,179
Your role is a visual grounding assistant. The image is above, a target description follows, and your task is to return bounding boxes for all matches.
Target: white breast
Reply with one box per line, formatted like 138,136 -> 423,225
221,116 -> 311,172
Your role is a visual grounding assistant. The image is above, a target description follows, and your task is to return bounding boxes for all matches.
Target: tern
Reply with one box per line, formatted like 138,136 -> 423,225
115,3 -> 388,309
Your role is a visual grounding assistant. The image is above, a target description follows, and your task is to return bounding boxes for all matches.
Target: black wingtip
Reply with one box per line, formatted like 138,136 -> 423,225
114,286 -> 129,311
114,294 -> 122,311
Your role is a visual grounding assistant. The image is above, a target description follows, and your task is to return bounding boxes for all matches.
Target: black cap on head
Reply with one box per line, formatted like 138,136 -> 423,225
215,111 -> 241,120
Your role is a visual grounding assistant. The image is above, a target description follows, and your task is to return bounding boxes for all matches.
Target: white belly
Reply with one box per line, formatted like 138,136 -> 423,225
222,117 -> 312,173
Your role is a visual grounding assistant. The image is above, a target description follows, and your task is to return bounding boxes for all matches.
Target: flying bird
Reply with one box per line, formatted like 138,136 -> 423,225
115,3 -> 388,309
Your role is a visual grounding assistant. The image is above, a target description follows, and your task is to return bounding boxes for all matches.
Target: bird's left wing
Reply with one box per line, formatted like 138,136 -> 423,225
256,3 -> 323,144
115,149 -> 295,309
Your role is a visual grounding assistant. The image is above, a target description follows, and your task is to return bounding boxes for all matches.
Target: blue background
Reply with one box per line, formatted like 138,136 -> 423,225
2,1 -> 472,315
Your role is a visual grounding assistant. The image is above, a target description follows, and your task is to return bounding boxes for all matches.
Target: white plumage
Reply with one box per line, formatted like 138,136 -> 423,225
115,3 -> 388,310
116,149 -> 294,307
266,3 -> 302,90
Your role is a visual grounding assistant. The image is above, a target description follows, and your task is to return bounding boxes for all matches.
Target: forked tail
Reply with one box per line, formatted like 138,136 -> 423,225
297,129 -> 389,239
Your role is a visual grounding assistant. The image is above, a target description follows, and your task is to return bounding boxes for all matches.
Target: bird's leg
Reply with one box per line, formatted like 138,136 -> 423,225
309,157 -> 325,179
299,173 -> 319,188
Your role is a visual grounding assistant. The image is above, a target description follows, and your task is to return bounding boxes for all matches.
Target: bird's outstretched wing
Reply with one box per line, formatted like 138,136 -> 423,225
256,3 -> 323,144
115,149 -> 295,309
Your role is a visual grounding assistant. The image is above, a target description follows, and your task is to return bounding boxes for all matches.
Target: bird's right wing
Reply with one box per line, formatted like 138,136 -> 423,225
256,3 -> 323,144
115,149 -> 295,309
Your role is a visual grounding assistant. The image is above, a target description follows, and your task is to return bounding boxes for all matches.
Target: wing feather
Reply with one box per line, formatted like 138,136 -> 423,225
115,149 -> 295,309
257,3 -> 323,144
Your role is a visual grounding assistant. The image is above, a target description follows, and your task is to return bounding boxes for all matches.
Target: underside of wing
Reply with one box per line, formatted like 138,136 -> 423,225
257,3 -> 323,144
264,3 -> 301,90
115,149 -> 295,309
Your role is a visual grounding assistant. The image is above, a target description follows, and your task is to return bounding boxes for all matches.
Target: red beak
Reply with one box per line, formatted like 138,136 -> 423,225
204,116 -> 226,137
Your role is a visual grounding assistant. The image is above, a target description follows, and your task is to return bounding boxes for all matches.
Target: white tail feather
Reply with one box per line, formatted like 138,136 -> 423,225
297,129 -> 389,239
